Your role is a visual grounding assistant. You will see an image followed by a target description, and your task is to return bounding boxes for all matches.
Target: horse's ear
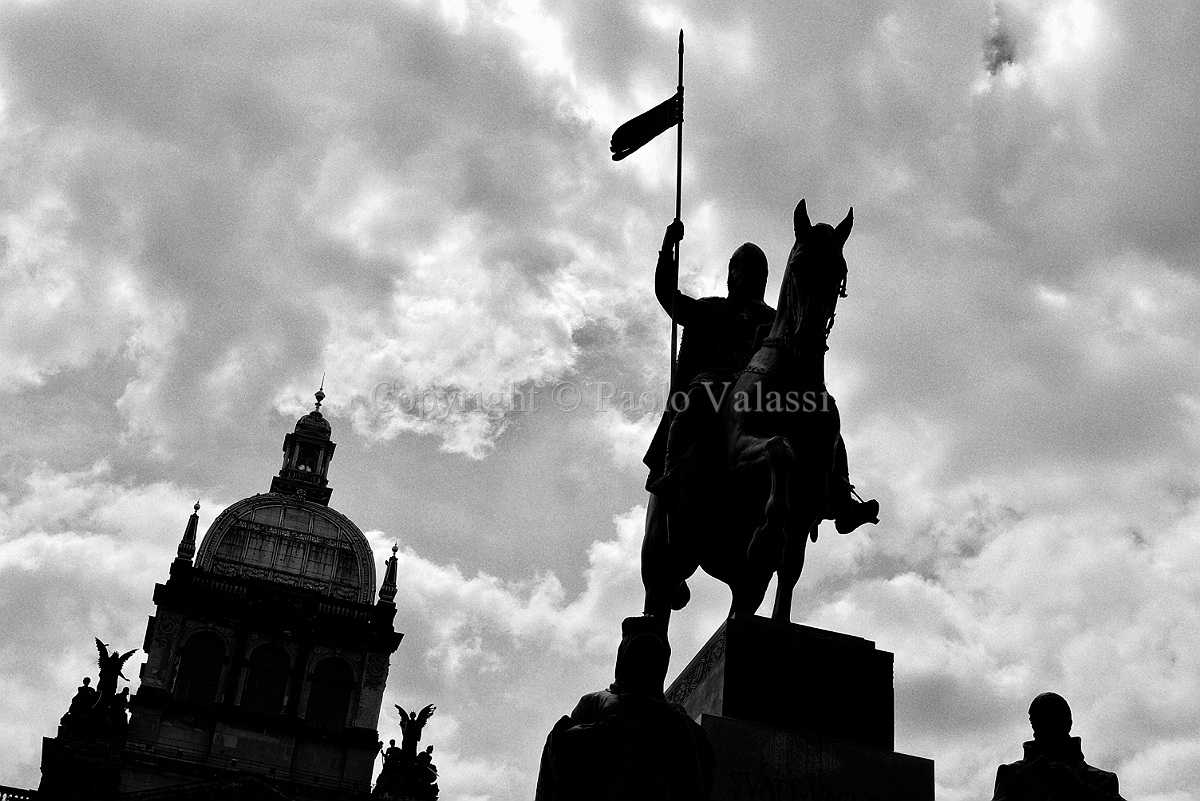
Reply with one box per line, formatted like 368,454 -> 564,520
795,199 -> 811,236
835,207 -> 853,246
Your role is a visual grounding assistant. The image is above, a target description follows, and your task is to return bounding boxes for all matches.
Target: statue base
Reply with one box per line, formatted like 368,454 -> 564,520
667,615 -> 933,801
40,731 -> 124,800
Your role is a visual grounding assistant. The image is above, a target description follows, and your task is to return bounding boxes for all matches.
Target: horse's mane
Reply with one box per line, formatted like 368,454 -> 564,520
774,225 -> 848,351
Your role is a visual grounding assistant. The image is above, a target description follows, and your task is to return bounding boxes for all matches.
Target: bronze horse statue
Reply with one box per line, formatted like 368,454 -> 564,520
642,199 -> 855,624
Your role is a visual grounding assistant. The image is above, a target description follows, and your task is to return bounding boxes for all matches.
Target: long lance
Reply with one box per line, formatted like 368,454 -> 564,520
670,30 -> 684,391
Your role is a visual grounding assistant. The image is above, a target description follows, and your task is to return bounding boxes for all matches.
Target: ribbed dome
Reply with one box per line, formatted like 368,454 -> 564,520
295,409 -> 332,436
193,494 -> 376,604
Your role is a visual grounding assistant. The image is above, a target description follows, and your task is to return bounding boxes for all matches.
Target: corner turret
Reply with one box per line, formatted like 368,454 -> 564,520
379,544 -> 399,604
175,502 -> 200,563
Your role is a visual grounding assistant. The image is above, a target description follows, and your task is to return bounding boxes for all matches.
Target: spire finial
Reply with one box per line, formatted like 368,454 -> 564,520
379,543 -> 399,604
315,375 -> 325,411
177,502 -> 200,563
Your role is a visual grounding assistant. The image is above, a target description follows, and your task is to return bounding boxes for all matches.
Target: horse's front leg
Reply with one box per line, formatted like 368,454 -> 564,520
745,436 -> 794,574
641,494 -> 697,623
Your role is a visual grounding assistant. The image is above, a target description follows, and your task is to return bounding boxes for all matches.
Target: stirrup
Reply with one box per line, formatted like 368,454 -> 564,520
835,499 -> 879,534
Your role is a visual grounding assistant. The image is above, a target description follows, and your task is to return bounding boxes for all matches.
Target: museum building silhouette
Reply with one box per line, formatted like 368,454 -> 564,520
37,392 -> 404,800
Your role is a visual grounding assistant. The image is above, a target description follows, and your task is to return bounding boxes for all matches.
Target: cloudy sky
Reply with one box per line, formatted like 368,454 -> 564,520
2,0 -> 1199,798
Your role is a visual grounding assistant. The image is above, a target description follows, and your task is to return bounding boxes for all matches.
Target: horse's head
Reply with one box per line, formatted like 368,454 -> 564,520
774,199 -> 853,350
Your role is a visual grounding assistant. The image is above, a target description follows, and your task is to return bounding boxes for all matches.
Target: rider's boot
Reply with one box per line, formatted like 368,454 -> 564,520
835,498 -> 879,534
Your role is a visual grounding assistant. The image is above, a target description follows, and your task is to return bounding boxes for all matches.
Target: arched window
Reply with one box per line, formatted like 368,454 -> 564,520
335,550 -> 358,583
216,529 -> 247,560
303,545 -> 336,581
240,644 -> 290,716
306,659 -> 355,730
174,632 -> 226,706
244,533 -> 277,567
296,445 -> 319,473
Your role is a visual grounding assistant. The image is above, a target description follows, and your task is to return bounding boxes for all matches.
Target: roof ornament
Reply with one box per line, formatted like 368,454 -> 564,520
379,544 -> 399,603
315,374 -> 326,412
176,501 -> 200,562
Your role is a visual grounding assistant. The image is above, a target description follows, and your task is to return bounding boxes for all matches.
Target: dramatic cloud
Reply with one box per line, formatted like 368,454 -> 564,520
0,464 -> 203,780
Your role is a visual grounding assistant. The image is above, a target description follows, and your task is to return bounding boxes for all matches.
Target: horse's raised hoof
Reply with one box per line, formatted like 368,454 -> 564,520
835,499 -> 879,534
671,580 -> 691,611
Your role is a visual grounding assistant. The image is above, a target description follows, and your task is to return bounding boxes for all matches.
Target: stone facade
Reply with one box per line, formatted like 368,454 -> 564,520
40,394 -> 404,800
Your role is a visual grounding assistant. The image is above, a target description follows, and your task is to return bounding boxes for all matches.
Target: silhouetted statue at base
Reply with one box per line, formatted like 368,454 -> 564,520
373,704 -> 439,800
61,678 -> 98,727
107,687 -> 131,731
59,638 -> 137,739
534,616 -> 714,801
992,693 -> 1126,801
642,201 -> 878,625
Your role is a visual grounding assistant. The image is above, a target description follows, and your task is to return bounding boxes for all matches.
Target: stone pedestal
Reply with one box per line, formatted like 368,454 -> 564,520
666,615 -> 933,801
40,731 -> 125,800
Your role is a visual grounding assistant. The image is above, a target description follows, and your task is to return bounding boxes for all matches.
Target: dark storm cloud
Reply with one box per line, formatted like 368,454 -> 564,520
986,29 -> 1017,74
985,6 -> 1017,75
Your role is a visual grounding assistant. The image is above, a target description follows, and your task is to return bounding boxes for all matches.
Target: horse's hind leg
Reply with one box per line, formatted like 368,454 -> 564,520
641,494 -> 697,622
771,520 -> 811,622
745,436 -> 794,573
729,574 -> 772,617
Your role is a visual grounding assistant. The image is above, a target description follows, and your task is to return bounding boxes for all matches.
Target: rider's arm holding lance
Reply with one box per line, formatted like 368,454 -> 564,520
655,219 -> 703,327
655,220 -> 682,316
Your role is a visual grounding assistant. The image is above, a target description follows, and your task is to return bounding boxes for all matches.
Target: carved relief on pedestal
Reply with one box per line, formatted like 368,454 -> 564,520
141,612 -> 184,688
666,628 -> 726,706
354,695 -> 372,730
155,613 -> 181,644
355,652 -> 391,729
363,652 -> 390,691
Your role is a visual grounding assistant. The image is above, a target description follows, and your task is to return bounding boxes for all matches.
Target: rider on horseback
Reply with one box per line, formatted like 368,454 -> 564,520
643,219 -> 877,535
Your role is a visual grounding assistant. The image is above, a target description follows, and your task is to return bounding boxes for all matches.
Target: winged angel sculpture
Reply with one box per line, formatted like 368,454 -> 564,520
374,704 -> 440,799
95,638 -> 137,702
60,637 -> 137,733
